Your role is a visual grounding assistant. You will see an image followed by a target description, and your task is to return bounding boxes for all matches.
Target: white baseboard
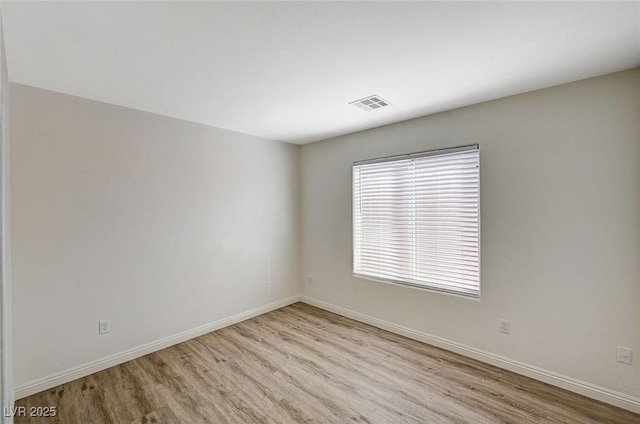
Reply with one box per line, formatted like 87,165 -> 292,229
14,295 -> 301,400
15,293 -> 640,414
300,295 -> 640,414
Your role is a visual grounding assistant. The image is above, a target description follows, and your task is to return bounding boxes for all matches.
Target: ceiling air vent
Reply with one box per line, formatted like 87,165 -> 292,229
350,95 -> 391,111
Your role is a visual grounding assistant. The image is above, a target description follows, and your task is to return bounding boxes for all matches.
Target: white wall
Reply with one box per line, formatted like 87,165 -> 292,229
10,84 -> 300,389
9,68 -> 640,409
0,11 -> 14,423
300,69 -> 640,399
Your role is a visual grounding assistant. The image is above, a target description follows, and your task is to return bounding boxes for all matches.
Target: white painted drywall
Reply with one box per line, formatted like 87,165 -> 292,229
10,84 -> 300,388
0,10 -> 14,423
300,69 -> 640,398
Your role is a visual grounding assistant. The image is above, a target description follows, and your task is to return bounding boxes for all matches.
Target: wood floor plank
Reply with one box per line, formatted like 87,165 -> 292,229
15,303 -> 640,423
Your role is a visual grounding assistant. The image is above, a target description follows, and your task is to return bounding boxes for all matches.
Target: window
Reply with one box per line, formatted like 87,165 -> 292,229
353,144 -> 480,298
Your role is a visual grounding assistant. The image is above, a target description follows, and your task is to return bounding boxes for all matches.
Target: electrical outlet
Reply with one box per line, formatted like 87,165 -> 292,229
98,320 -> 111,335
308,275 -> 314,285
617,346 -> 632,365
499,319 -> 510,334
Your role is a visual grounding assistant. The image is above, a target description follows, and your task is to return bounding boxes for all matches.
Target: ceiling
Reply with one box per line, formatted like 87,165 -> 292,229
2,1 -> 639,145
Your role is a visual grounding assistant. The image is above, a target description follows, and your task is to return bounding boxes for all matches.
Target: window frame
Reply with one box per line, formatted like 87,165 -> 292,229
352,144 -> 481,299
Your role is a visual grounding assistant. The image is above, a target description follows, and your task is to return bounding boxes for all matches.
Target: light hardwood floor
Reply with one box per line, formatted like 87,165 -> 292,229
16,303 -> 640,423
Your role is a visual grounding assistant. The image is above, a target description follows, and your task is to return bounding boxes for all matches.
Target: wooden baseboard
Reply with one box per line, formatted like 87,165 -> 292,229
14,295 -> 301,399
300,295 -> 640,414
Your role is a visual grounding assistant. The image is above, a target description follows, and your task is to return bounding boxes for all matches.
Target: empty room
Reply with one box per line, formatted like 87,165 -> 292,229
0,1 -> 638,423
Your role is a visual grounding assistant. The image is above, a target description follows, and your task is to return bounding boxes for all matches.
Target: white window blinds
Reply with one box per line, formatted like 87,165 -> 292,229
353,145 -> 480,298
